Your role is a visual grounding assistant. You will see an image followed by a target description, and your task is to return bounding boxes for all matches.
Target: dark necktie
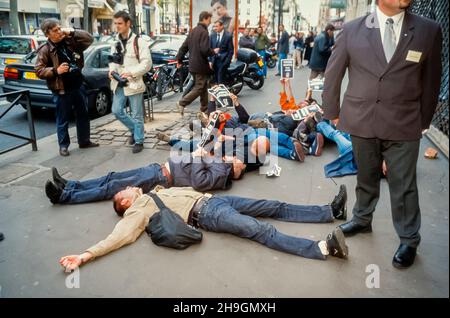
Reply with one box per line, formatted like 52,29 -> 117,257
216,33 -> 221,47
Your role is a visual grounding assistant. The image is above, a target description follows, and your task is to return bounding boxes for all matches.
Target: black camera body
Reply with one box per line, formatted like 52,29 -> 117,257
108,42 -> 124,65
111,71 -> 128,87
68,63 -> 80,73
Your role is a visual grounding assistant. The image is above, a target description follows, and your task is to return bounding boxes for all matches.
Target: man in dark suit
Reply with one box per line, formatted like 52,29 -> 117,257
322,0 -> 442,269
210,19 -> 234,85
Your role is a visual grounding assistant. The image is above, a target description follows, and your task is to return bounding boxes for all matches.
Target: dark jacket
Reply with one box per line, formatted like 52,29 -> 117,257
294,36 -> 305,50
304,35 -> 314,61
277,31 -> 290,55
168,155 -> 233,192
176,23 -> 215,75
239,35 -> 255,50
210,31 -> 234,67
322,12 -> 442,140
309,31 -> 334,71
35,30 -> 93,93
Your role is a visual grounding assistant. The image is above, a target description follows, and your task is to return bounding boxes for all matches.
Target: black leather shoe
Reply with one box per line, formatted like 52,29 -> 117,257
45,180 -> 62,204
339,220 -> 372,236
132,143 -> 144,153
52,167 -> 67,189
79,141 -> 99,149
0,232 -> 4,242
326,227 -> 348,259
331,185 -> 347,220
59,147 -> 70,157
392,244 -> 417,269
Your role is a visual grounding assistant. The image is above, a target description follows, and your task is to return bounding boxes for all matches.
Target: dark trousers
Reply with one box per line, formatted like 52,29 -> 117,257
351,136 -> 421,247
212,62 -> 229,85
54,88 -> 90,148
59,163 -> 167,204
179,73 -> 209,112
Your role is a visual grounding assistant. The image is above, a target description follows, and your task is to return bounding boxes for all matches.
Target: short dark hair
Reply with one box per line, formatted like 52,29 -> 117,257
215,19 -> 224,26
114,10 -> 131,23
41,18 -> 60,35
211,0 -> 227,7
113,197 -> 126,217
325,24 -> 336,32
199,11 -> 213,22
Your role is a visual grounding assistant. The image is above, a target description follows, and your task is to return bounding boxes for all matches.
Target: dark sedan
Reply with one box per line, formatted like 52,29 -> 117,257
2,43 -> 112,117
149,35 -> 186,65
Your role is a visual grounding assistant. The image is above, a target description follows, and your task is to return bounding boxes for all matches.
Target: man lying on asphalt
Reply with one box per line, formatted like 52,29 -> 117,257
44,149 -> 246,204
59,185 -> 349,271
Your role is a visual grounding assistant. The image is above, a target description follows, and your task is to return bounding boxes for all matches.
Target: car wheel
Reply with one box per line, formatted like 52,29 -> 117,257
91,90 -> 110,117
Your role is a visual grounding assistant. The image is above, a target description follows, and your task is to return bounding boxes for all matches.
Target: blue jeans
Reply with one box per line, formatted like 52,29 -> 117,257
112,87 -> 145,144
257,50 -> 267,77
59,163 -> 166,204
317,122 -> 352,155
198,196 -> 333,259
278,52 -> 287,74
317,122 -> 357,178
249,129 -> 297,161
53,87 -> 90,148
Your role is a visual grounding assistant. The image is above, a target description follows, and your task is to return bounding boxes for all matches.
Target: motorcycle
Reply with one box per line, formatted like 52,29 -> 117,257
265,46 -> 278,69
243,53 -> 265,90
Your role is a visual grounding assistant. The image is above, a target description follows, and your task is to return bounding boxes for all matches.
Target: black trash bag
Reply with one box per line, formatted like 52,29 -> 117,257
145,193 -> 202,250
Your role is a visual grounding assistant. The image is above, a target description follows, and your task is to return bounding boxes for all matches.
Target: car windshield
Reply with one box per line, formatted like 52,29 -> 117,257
0,37 -> 32,54
149,38 -> 184,53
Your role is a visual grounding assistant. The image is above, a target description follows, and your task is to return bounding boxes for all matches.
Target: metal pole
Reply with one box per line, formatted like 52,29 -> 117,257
277,0 -> 282,40
9,0 -> 21,34
25,91 -> 37,151
176,0 -> 180,34
84,0 -> 89,32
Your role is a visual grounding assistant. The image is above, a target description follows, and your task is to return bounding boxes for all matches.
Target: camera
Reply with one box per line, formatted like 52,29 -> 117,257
111,71 -> 128,87
107,42 -> 124,65
67,63 -> 80,73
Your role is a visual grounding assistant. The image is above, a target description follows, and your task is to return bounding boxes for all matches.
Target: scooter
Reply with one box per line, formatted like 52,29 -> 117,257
265,46 -> 278,69
243,53 -> 265,90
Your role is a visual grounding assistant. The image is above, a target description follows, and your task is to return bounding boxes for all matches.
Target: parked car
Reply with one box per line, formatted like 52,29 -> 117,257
2,43 -> 112,117
149,35 -> 187,65
0,35 -> 47,81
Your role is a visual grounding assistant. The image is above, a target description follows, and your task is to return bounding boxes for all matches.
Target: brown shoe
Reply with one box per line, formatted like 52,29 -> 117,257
292,139 -> 305,162
248,119 -> 268,128
196,112 -> 209,127
157,132 -> 171,143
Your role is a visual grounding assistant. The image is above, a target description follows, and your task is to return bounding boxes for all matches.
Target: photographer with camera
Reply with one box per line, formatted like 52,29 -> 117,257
109,11 -> 152,154
36,18 -> 98,157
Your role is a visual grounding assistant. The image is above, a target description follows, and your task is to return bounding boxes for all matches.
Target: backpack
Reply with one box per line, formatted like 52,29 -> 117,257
145,193 -> 203,250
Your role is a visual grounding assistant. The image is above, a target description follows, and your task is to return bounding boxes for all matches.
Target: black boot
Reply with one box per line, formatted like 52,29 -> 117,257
45,180 -> 62,204
52,167 -> 67,189
331,185 -> 347,220
326,227 -> 349,259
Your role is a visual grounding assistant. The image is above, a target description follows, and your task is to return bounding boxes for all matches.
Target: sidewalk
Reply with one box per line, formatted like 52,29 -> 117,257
0,70 -> 448,298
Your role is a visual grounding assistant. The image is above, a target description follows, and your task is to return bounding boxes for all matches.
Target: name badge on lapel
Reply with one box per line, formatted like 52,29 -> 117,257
406,50 -> 422,63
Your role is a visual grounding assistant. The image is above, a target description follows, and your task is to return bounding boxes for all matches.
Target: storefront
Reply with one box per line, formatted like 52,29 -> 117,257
0,0 -> 60,35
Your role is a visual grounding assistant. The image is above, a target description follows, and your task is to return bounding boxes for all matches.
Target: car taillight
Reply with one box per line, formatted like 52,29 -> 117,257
4,67 -> 19,80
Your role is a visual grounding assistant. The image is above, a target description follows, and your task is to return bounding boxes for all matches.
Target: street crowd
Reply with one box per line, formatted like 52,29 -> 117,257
29,0 -> 444,274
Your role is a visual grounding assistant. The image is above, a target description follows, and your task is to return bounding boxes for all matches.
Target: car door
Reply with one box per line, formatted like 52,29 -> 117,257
82,46 -> 111,92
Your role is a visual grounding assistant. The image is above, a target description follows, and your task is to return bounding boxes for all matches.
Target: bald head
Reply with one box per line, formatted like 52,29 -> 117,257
251,136 -> 270,157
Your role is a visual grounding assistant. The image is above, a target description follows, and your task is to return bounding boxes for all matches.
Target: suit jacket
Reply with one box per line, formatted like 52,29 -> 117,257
322,11 -> 442,140
210,31 -> 234,68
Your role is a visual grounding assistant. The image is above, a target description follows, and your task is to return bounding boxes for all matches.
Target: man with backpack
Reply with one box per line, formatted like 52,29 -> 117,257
59,185 -> 349,271
109,11 -> 152,154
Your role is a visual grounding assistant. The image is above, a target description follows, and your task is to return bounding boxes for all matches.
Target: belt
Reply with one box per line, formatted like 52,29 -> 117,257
160,164 -> 173,187
188,194 -> 212,228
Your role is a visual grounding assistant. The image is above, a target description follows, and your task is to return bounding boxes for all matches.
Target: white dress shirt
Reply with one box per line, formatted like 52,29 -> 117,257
376,6 -> 405,46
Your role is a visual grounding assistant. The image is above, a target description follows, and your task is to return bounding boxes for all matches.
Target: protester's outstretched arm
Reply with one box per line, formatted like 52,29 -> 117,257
230,94 -> 250,123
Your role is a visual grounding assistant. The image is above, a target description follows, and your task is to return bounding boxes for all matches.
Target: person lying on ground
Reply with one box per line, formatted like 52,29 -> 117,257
44,151 -> 246,204
59,185 -> 349,271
